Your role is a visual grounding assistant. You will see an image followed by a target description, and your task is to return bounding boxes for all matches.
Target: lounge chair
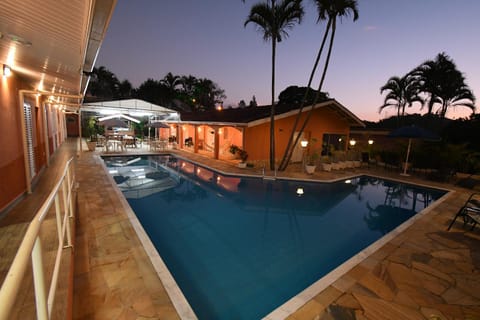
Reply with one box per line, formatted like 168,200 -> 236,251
447,193 -> 480,231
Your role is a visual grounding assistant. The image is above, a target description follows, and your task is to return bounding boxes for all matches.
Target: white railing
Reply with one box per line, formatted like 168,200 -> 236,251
0,157 -> 76,320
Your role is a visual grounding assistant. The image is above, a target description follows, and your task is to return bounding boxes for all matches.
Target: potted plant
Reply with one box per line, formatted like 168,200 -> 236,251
229,145 -> 240,158
320,156 -> 332,172
305,150 -> 319,174
85,116 -> 98,151
238,149 -> 248,168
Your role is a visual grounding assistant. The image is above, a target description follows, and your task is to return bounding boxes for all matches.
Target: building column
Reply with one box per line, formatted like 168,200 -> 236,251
214,127 -> 220,160
194,125 -> 199,153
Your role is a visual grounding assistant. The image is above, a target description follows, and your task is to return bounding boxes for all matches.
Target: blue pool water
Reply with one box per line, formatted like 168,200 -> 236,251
104,155 -> 446,320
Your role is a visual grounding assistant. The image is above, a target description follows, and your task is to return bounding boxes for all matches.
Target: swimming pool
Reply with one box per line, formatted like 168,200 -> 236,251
104,155 -> 446,320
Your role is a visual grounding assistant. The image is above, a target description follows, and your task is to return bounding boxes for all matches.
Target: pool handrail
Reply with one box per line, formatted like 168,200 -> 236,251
0,157 -> 76,320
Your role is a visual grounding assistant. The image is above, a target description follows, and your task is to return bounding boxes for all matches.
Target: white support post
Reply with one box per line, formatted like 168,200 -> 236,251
54,194 -> 63,246
32,237 -> 48,320
62,182 -> 72,248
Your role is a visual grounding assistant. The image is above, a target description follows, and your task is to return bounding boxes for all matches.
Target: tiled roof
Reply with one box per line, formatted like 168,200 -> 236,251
180,99 -> 365,128
180,99 -> 336,124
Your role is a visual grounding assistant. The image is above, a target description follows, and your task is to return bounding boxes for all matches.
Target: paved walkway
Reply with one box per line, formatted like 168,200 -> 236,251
2,140 -> 480,319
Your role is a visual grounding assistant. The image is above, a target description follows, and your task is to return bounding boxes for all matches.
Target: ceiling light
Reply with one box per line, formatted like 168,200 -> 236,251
3,64 -> 12,77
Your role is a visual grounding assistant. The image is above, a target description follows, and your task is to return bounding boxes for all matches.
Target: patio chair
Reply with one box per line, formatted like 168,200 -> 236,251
447,192 -> 480,231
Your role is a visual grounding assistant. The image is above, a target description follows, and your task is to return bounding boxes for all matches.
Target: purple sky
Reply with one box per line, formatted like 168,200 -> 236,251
96,0 -> 479,121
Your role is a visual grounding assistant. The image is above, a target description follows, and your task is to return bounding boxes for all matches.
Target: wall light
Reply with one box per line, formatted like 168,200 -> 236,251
368,139 -> 374,145
3,64 -> 12,77
300,140 -> 308,148
349,139 -> 356,146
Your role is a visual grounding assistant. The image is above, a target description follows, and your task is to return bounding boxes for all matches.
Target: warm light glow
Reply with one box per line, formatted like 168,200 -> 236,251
296,187 -> 304,196
218,128 -> 223,135
368,139 -> 374,145
98,113 -> 140,123
2,64 -> 12,77
349,139 -> 356,146
198,127 -> 202,132
216,105 -> 223,111
300,140 -> 308,148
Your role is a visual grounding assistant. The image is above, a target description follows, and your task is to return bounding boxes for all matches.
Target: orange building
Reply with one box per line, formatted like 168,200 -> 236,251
178,100 -> 365,163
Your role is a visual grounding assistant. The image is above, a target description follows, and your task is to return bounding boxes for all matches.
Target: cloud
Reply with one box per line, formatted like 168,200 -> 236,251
364,25 -> 378,31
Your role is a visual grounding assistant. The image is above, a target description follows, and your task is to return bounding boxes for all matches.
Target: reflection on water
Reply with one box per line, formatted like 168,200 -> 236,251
103,155 -> 446,320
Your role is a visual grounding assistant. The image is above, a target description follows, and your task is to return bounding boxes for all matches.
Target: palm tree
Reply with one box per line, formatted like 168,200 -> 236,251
278,0 -> 358,171
413,53 -> 476,118
379,75 -> 424,118
245,0 -> 304,170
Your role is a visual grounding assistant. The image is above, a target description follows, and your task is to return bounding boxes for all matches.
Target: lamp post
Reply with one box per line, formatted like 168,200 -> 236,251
300,139 -> 308,173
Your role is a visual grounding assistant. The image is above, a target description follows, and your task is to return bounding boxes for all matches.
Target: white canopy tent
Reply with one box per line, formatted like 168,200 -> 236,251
79,99 -> 180,152
82,99 -> 180,120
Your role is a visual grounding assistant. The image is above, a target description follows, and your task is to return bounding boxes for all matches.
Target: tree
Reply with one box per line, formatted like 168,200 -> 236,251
413,53 -> 476,118
238,100 -> 247,108
379,75 -> 423,118
245,0 -> 304,170
118,79 -> 133,99
278,0 -> 359,171
278,85 -> 328,106
86,66 -> 121,99
249,95 -> 258,107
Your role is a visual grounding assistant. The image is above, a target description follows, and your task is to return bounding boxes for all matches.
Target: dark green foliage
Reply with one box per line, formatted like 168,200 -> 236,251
278,85 -> 328,106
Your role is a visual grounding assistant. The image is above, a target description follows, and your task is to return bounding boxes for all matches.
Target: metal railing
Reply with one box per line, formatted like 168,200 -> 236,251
0,157 -> 76,320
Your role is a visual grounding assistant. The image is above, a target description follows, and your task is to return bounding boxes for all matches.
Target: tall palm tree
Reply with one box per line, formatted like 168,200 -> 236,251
278,0 -> 358,171
245,0 -> 304,170
413,53 -> 476,118
379,75 -> 423,118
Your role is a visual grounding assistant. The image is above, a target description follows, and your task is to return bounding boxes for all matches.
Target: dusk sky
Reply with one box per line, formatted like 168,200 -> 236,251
96,1 -> 479,121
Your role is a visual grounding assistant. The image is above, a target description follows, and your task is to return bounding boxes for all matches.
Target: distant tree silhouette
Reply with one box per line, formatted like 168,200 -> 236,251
135,78 -> 167,106
379,74 -> 423,118
245,0 -> 304,170
278,85 -> 328,106
278,0 -> 359,171
118,79 -> 133,99
177,75 -> 226,112
412,53 -> 476,118
86,66 -> 121,99
238,100 -> 247,108
249,95 -> 258,107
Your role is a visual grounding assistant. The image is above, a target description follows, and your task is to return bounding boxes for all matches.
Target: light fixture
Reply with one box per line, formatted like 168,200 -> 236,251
345,179 -> 352,184
300,140 -> 308,148
3,64 -> 12,77
368,139 -> 374,145
349,139 -> 356,146
296,187 -> 304,196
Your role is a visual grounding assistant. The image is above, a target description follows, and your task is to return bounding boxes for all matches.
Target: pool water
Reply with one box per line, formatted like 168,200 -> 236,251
104,155 -> 446,320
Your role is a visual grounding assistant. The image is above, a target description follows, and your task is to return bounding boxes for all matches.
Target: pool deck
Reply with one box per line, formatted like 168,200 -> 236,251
2,139 -> 480,319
